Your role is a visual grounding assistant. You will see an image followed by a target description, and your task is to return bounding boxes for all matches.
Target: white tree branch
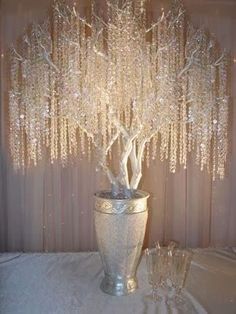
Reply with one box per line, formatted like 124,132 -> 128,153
178,47 -> 199,78
129,140 -> 138,176
12,48 -> 23,61
168,9 -> 185,30
92,133 -> 120,191
214,53 -> 225,66
111,113 -> 141,192
112,116 -> 129,139
145,12 -> 165,33
130,138 -> 147,189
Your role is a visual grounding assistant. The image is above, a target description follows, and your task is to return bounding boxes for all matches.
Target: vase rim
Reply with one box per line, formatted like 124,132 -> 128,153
94,190 -> 149,201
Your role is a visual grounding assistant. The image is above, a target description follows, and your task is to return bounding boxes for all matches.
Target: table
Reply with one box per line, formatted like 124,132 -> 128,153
0,248 -> 235,314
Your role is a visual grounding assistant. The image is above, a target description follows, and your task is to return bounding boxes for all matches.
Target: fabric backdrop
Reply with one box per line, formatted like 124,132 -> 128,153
0,0 -> 235,252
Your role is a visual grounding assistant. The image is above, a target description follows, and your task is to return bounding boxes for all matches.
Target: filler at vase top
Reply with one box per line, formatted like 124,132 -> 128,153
94,190 -> 149,296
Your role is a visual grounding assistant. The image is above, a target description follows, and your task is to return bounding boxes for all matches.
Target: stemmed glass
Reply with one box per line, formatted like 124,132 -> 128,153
168,249 -> 193,305
145,242 -> 193,306
145,247 -> 172,302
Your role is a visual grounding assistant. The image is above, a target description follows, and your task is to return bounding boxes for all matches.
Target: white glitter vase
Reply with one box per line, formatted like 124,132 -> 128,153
94,190 -> 149,296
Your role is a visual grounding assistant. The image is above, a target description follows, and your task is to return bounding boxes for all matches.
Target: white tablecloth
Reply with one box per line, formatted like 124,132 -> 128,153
0,249 -> 235,314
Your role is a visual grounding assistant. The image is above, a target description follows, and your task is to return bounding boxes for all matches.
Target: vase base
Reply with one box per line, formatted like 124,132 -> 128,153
100,274 -> 138,296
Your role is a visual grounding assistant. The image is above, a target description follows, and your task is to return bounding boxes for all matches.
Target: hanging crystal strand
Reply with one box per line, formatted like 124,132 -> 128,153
61,118 -> 68,166
211,59 -> 219,181
133,0 -> 140,18
160,126 -> 169,161
68,120 -> 77,156
188,122 -> 193,153
60,11 -> 70,166
25,32 -> 33,165
185,26 -> 197,158
204,38 -> 212,172
19,51 -> 28,169
151,135 -> 158,161
211,53 -> 218,179
26,30 -> 34,166
69,9 -> 80,158
177,5 -> 187,168
170,123 -> 178,173
86,39 -> 95,142
23,40 -> 31,167
113,6 -> 123,131
79,19 -> 87,153
207,122 -> 212,173
87,136 -> 92,162
42,34 -> 52,147
199,37 -> 207,171
186,25 -> 195,155
217,58 -> 228,178
194,65 -> 202,167
146,141 -> 150,168
210,114 -> 217,179
34,23 -> 51,164
67,9 -> 74,121
50,71 -> 57,163
158,15 -> 169,162
81,129 -> 86,156
68,120 -> 73,156
97,26 -> 108,152
34,25 -> 43,165
187,80 -> 194,154
201,35 -> 215,173
50,3 -> 60,163
169,12 -> 179,173
22,36 -> 32,168
88,33 -> 98,138
179,38 -> 188,168
42,54 -> 51,149
119,3 -> 128,127
106,2 -> 115,112
58,8 -> 64,164
28,26 -> 39,166
212,134 -> 217,181
124,6 -> 130,127
124,2 -> 133,129
205,110 -> 212,173
180,79 -> 187,168
195,141 -> 200,167
206,43 -> 215,173
9,50 -> 21,169
40,24 -> 51,149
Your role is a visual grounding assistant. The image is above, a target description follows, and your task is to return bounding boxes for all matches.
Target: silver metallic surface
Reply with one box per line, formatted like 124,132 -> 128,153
94,190 -> 149,296
94,190 -> 149,214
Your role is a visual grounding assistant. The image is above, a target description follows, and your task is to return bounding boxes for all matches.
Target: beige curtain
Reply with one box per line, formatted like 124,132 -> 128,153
0,0 -> 235,252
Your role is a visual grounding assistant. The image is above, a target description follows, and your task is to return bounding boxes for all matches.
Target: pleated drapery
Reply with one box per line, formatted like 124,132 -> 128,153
0,0 -> 236,252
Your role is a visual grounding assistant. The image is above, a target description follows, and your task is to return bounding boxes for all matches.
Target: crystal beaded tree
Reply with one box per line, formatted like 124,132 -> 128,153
9,0 -> 229,197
